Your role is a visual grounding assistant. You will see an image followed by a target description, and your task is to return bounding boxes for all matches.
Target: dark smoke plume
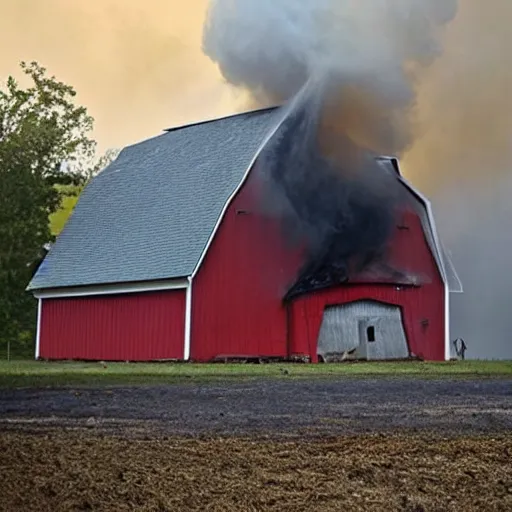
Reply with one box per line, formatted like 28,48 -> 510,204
203,0 -> 457,298
256,81 -> 403,299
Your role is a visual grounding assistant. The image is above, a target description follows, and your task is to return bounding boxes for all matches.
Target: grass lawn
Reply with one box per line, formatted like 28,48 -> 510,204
0,359 -> 511,388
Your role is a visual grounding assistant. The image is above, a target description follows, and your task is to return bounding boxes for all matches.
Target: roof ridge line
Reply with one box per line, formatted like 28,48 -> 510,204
163,105 -> 280,133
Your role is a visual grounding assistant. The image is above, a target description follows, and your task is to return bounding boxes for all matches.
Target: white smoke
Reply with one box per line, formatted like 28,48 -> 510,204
203,0 -> 458,155
202,0 -> 461,303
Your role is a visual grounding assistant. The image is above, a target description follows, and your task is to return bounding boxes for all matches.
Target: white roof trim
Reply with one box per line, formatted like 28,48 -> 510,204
191,84 -> 312,279
34,278 -> 188,299
400,176 -> 463,293
164,106 -> 279,134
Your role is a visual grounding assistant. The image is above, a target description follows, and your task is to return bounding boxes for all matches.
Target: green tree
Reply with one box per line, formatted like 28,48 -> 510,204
0,62 -> 95,358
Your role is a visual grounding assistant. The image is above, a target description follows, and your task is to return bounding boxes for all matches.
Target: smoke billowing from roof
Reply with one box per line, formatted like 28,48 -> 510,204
203,0 -> 456,296
256,80 -> 404,299
203,0 -> 457,155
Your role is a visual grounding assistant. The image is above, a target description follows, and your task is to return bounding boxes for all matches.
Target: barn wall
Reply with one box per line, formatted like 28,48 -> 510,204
191,174 -> 302,361
192,174 -> 445,362
39,290 -> 186,361
289,283 -> 444,361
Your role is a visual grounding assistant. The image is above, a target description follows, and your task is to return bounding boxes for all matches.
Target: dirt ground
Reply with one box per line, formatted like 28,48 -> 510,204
1,378 -> 511,511
1,378 -> 511,436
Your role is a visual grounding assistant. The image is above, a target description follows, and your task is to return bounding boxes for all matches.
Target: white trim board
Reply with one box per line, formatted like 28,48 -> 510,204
396,174 -> 462,358
33,279 -> 189,299
35,298 -> 42,360
382,157 -> 461,361
444,282 -> 451,361
183,277 -> 193,361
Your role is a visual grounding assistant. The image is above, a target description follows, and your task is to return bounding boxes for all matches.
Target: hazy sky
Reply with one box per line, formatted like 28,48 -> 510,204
1,1 -> 509,190
0,0 -> 245,152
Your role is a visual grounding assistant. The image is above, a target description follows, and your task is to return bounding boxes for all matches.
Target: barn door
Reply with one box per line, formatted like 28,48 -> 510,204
366,314 -> 409,360
317,301 -> 410,361
317,305 -> 359,360
357,318 -> 378,360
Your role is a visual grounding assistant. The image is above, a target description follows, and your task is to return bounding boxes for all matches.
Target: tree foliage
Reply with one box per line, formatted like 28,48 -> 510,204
83,147 -> 120,181
0,62 -> 95,356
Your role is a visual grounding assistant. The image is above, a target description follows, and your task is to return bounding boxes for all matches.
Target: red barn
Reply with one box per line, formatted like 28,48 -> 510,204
28,107 -> 462,362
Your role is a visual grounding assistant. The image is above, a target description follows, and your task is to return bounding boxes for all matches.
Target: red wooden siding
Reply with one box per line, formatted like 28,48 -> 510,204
191,173 -> 302,361
40,290 -> 186,361
192,171 -> 445,361
289,283 -> 444,362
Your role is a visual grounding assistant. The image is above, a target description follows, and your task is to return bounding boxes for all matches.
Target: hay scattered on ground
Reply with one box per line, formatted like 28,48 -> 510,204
1,431 -> 511,511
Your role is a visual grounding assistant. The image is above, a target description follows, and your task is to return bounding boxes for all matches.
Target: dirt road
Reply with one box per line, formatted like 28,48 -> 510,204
0,378 -> 510,436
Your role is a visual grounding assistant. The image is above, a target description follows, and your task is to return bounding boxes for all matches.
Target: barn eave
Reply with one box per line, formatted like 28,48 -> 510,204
31,277 -> 189,299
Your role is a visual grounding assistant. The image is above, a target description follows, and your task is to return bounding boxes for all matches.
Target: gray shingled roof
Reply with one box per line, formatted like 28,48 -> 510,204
28,108 -> 281,291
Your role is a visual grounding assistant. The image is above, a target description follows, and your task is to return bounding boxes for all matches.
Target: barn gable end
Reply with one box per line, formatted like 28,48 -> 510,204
190,157 -> 455,362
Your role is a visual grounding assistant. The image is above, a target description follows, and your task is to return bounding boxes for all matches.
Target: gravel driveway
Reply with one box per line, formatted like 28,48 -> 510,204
1,378 -> 510,436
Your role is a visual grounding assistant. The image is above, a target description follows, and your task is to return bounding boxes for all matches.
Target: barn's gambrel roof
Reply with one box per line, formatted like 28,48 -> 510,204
28,107 -> 285,290
28,105 -> 461,295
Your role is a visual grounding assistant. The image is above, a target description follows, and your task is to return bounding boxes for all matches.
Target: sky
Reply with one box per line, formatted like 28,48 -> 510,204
1,1 -> 509,190
0,0 -> 247,153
